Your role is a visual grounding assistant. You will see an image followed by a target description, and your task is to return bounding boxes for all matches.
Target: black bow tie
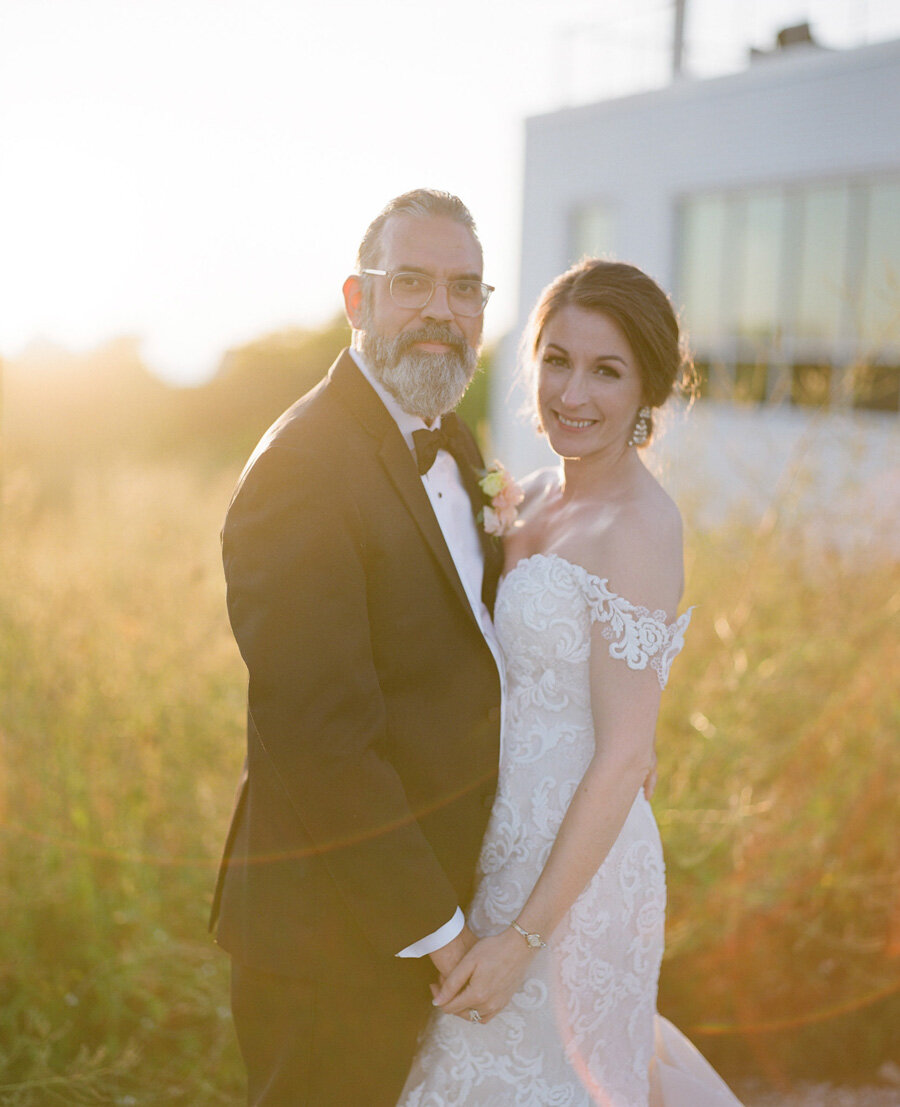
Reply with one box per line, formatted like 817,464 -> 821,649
412,414 -> 467,475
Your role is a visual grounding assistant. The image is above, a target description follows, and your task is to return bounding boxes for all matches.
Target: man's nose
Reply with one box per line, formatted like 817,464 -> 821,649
422,282 -> 454,322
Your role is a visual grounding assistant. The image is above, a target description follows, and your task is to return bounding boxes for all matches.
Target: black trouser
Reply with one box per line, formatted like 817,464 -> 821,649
231,956 -> 433,1106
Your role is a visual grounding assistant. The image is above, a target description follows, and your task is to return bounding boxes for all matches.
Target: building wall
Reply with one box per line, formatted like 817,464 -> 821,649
494,38 -> 900,499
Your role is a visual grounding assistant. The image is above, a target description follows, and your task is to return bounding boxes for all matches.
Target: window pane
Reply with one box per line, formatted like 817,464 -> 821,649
736,191 -> 785,342
860,180 -> 900,346
678,195 -> 727,342
571,204 -> 613,259
796,185 -> 850,343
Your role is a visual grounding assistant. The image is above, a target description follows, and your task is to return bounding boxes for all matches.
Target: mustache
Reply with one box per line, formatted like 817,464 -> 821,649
394,324 -> 467,357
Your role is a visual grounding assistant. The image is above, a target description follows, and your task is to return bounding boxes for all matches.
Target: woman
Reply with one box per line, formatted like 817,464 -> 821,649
399,260 -> 742,1106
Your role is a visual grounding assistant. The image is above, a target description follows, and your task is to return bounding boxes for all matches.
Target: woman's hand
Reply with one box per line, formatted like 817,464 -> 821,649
430,928 -> 535,1023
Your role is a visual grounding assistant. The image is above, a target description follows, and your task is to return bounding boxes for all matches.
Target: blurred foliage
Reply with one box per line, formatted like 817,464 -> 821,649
180,316 -> 352,463
1,316 -> 496,477
1,319 -> 354,475
456,349 -> 493,455
2,337 -> 175,468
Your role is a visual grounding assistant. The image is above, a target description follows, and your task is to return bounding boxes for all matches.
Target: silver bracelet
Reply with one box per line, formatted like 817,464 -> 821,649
511,920 -> 547,949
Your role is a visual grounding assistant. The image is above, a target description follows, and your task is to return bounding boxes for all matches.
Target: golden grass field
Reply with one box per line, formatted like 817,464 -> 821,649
0,452 -> 897,1104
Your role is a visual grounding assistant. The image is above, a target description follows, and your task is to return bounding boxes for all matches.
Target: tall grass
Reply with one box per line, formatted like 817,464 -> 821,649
657,515 -> 900,1085
0,454 -> 897,1102
0,461 -> 246,1104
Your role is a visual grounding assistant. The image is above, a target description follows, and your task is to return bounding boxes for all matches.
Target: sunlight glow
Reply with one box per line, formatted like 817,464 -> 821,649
3,0 -> 899,384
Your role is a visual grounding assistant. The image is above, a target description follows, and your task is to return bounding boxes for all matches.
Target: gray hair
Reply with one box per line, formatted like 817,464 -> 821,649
356,189 -> 482,271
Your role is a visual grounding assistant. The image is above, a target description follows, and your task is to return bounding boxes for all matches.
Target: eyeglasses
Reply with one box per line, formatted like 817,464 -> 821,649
360,269 -> 494,317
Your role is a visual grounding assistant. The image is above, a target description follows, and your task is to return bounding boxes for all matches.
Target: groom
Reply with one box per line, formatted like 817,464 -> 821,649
210,190 -> 504,1105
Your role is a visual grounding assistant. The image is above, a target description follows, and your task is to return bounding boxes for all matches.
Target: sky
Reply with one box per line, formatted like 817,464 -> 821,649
3,0 -> 899,385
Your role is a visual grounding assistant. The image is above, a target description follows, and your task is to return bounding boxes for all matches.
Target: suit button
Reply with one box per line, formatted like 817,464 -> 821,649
487,706 -> 501,724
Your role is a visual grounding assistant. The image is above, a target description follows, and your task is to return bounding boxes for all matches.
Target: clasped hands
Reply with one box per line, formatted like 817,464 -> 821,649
426,754 -> 657,1024
429,924 -> 535,1025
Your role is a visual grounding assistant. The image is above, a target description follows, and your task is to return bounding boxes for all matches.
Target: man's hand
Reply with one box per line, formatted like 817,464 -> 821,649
429,924 -> 477,981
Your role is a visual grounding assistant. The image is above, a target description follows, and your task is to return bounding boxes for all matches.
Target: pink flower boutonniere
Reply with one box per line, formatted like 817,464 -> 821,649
478,461 -> 524,537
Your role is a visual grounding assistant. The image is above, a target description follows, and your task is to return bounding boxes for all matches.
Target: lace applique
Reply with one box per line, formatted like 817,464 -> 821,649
564,557 -> 692,689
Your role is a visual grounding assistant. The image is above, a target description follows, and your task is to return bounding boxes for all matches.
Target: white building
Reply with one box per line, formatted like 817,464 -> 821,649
493,34 -> 900,550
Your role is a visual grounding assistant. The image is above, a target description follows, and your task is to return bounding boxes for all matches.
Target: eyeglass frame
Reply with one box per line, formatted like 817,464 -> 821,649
359,269 -> 494,317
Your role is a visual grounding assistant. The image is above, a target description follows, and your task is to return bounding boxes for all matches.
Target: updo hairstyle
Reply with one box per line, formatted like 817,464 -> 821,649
525,258 -> 695,446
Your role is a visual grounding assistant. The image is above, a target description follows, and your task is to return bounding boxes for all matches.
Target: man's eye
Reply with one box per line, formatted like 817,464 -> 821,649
453,281 -> 479,299
395,274 -> 428,291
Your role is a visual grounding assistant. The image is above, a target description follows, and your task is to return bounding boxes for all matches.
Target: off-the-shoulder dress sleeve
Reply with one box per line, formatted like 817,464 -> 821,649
580,572 -> 693,689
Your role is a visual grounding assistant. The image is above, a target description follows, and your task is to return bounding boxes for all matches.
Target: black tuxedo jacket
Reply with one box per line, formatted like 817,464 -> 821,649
211,351 -> 503,981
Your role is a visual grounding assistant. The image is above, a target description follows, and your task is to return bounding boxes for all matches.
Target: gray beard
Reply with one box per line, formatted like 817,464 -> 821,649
359,323 -> 478,421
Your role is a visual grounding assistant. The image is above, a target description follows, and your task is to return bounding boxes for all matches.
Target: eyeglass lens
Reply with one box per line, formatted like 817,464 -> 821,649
390,272 -> 489,316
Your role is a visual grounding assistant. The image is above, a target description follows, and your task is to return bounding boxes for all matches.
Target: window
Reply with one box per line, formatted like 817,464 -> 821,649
677,177 -> 900,412
795,185 -> 851,345
735,191 -> 786,344
679,196 -> 727,343
571,203 -> 614,261
859,180 -> 900,348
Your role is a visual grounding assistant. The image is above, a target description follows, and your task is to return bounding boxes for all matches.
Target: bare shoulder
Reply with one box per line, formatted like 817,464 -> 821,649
517,465 -> 560,507
582,478 -> 684,617
513,466 -> 561,521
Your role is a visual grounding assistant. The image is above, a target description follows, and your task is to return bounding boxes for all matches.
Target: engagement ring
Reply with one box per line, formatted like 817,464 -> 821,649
468,1008 -> 483,1023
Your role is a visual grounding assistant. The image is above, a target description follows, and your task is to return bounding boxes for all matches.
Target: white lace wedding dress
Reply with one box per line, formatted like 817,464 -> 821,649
399,553 -> 742,1106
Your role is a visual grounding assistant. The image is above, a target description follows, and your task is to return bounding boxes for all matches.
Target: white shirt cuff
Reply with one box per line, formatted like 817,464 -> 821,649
395,907 -> 465,958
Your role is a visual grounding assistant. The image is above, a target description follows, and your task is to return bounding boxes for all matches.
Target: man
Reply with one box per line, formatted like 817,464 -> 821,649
210,190 -> 504,1105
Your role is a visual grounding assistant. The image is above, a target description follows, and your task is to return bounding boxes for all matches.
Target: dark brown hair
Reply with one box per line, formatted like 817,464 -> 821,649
525,258 -> 695,444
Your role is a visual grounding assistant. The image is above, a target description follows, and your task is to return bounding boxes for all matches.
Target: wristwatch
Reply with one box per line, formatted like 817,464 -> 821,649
511,920 -> 547,950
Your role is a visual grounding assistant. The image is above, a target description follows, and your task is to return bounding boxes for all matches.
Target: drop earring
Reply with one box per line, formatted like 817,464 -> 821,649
628,406 -> 651,447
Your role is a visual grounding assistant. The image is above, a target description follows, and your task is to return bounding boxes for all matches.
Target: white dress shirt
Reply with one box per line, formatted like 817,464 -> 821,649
347,348 -> 505,958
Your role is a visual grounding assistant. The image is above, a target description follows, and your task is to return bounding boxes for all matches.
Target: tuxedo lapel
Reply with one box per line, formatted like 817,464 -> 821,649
445,427 -> 504,613
481,533 -> 504,613
328,353 -> 476,618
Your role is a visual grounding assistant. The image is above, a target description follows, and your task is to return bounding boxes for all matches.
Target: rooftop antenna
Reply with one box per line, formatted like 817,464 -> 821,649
672,0 -> 687,79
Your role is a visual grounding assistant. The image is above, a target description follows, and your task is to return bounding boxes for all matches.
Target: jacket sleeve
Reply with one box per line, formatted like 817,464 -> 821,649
222,442 -> 461,955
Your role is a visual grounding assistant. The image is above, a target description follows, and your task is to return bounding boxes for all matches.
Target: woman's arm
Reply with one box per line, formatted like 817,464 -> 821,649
432,648 -> 663,1022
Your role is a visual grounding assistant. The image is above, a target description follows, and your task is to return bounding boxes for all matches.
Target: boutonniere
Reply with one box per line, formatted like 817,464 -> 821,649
478,461 -> 524,537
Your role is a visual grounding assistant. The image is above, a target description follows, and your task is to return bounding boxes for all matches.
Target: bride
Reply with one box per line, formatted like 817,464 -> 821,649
399,259 -> 742,1106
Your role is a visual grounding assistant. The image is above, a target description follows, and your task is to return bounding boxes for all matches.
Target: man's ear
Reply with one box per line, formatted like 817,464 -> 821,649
342,275 -> 365,329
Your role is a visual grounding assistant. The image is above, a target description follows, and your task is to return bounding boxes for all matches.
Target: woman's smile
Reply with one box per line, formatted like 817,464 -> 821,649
537,304 -> 643,460
553,412 -> 598,430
